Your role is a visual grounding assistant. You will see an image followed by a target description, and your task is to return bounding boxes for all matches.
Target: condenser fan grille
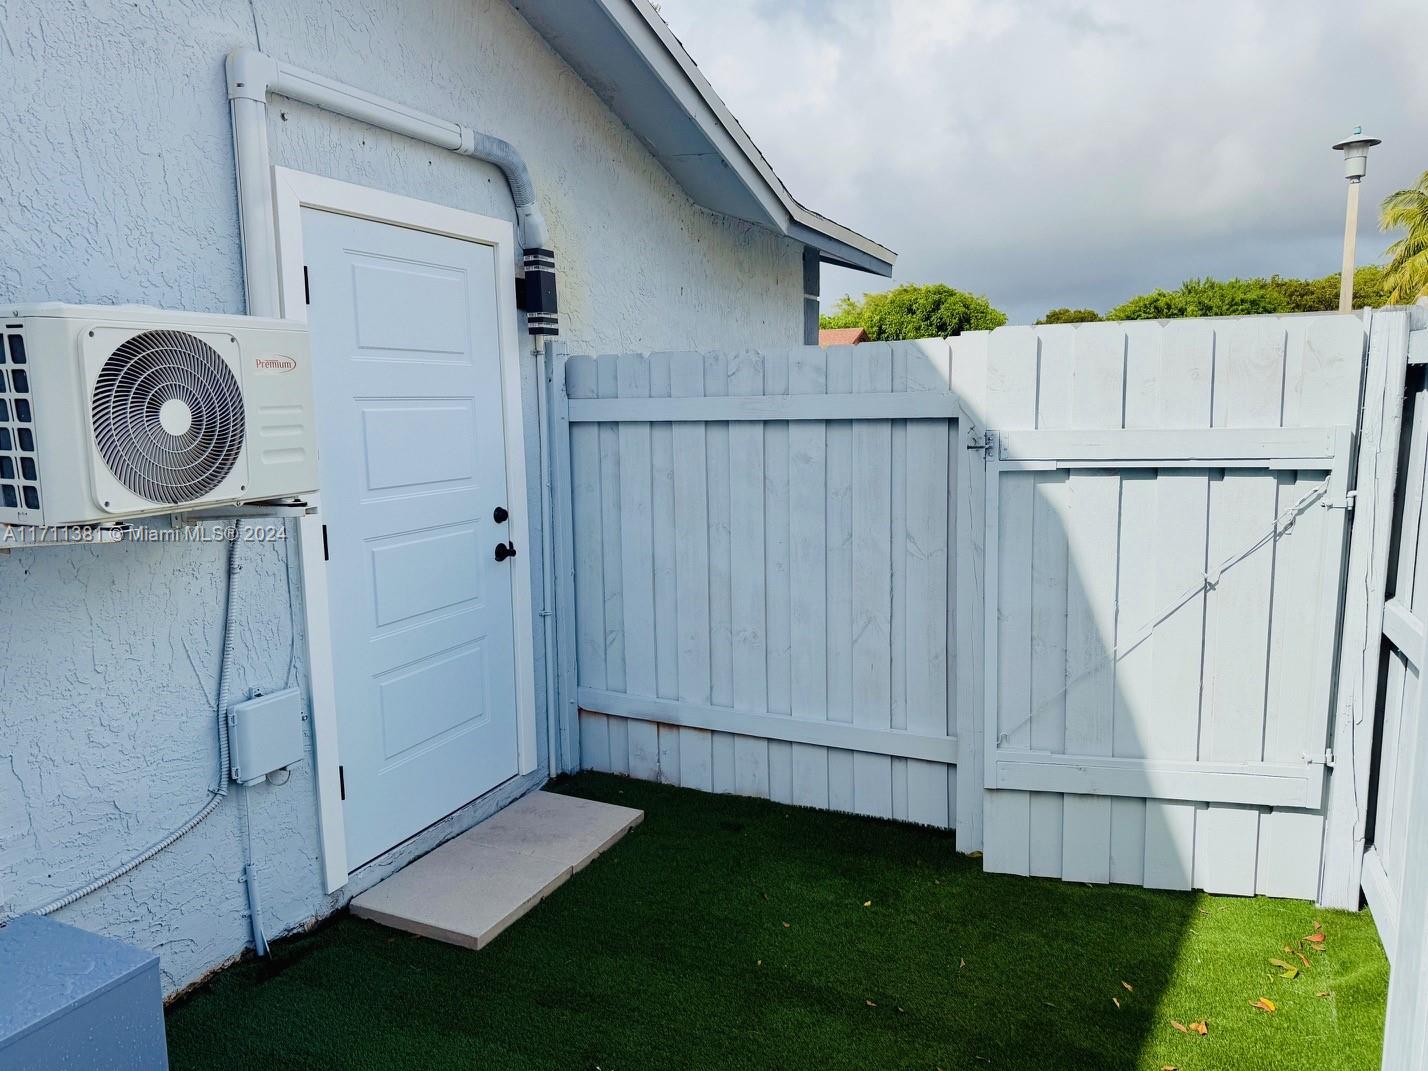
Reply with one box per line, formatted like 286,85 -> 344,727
92,329 -> 245,504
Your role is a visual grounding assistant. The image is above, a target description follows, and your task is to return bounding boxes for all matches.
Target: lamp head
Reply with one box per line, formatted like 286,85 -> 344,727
1333,127 -> 1381,181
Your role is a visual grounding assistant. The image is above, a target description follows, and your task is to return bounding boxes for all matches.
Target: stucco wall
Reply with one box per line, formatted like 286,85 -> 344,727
0,0 -> 804,993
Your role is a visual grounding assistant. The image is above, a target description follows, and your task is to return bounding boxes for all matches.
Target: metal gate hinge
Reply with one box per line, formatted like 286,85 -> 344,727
968,429 -> 994,458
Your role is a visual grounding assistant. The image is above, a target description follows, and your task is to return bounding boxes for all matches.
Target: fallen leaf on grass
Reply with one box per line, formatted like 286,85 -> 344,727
1189,1021 -> 1209,1036
1162,1066 -> 1179,1070
968,850 -> 984,859
1317,991 -> 1332,999
863,900 -> 872,908
782,922 -> 790,928
1172,1022 -> 1189,1034
1112,997 -> 1121,1009
1251,998 -> 1277,1013
1304,932 -> 1326,946
865,999 -> 877,1007
1270,958 -> 1300,979
1122,981 -> 1135,992
1295,950 -> 1311,969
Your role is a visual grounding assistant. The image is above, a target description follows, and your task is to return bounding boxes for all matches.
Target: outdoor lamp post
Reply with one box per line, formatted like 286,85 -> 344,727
1332,127 -> 1382,313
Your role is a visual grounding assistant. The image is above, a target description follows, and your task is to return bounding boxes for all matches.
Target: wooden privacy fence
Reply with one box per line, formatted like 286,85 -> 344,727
551,313 -> 1382,903
558,343 -> 977,829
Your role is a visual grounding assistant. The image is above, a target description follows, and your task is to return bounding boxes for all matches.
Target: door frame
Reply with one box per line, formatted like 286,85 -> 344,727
272,166 -> 539,891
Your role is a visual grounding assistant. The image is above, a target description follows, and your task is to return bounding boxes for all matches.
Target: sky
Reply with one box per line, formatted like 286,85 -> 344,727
653,0 -> 1428,325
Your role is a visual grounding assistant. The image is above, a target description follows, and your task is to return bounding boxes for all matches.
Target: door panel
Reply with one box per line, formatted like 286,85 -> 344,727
303,208 -> 520,869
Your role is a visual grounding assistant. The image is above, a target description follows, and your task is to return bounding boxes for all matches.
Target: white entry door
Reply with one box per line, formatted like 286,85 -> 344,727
303,207 -> 522,869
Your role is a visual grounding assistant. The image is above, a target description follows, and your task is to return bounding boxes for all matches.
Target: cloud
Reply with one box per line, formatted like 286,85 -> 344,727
655,0 -> 1428,323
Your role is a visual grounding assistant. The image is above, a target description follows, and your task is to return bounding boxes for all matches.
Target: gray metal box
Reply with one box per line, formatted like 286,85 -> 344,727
0,914 -> 168,1070
229,686 -> 305,785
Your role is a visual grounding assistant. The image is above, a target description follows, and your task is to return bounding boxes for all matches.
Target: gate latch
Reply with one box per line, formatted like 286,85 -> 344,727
968,429 -> 995,458
1304,748 -> 1335,767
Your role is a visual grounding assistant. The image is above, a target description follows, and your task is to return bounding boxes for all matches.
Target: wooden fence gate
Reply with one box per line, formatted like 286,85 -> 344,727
551,313 -> 1392,904
979,318 -> 1362,898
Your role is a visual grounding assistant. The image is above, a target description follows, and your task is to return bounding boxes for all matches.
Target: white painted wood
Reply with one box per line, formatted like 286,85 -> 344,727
997,426 -> 1340,464
1258,316 -> 1360,899
1323,309 -> 1408,908
568,392 -> 961,423
730,350 -> 771,799
568,357 -> 610,774
1195,319 -> 1285,896
991,751 -> 1325,807
1142,320 -> 1214,891
618,355 -> 660,782
565,314 -> 1365,896
1367,310 -> 1428,958
597,357 -> 629,775
983,326 -> 1039,876
852,344 -> 895,818
900,340 -> 954,828
951,332 -> 990,851
1027,326 -> 1073,878
550,344 -> 582,774
1108,323 -> 1162,887
825,345 -> 857,812
1060,325 -> 1123,885
1362,845 -> 1400,962
578,688 -> 958,762
1408,327 -> 1427,365
764,349 -> 794,804
789,345 -> 830,810
1381,306 -> 1428,1071
705,351 -> 736,793
649,353 -> 680,780
671,351 -> 714,792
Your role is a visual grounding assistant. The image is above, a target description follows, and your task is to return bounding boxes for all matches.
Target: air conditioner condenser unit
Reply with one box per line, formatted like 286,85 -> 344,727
0,304 -> 318,527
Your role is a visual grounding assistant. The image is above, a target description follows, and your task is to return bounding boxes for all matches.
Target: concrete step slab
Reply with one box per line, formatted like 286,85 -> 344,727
350,790 -> 642,950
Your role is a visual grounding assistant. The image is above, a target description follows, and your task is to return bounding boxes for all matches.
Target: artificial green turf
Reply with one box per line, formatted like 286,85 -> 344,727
167,774 -> 1388,1070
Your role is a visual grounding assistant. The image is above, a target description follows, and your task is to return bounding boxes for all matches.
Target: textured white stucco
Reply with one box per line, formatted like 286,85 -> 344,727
0,0 -> 804,993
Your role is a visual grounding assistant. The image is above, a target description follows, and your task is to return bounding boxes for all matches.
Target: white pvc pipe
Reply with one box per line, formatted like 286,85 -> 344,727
225,48 -> 551,316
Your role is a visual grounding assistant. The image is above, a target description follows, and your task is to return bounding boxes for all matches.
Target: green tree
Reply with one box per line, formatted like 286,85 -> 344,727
1262,265 -> 1387,311
1107,277 -> 1287,321
1036,307 -> 1102,325
818,283 -> 1006,340
1381,171 -> 1428,304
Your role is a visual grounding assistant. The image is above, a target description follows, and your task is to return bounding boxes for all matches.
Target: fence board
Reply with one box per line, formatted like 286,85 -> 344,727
852,344 -> 895,817
766,349 -> 794,804
1029,327 -> 1072,878
1142,320 -> 1213,890
984,327 -> 1038,875
789,346 -> 830,809
1061,326 -> 1123,884
951,333 -> 989,851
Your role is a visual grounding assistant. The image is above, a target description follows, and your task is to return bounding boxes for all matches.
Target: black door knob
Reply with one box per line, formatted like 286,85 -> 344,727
493,506 -> 509,523
494,541 -> 517,562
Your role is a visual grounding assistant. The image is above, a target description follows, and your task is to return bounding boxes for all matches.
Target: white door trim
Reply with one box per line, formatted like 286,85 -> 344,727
272,166 -> 539,892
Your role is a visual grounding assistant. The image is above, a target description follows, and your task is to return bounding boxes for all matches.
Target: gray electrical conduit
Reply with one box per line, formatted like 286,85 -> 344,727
12,527 -> 245,920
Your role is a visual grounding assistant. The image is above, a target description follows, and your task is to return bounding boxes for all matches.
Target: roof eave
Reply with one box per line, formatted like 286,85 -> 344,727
510,0 -> 897,276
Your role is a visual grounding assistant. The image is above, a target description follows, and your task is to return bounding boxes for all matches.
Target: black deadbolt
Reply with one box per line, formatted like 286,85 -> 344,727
493,506 -> 509,523
494,541 -> 517,562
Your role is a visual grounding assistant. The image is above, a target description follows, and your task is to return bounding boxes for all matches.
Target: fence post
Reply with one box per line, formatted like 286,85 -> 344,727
1320,308 -> 1411,909
548,341 -> 581,773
